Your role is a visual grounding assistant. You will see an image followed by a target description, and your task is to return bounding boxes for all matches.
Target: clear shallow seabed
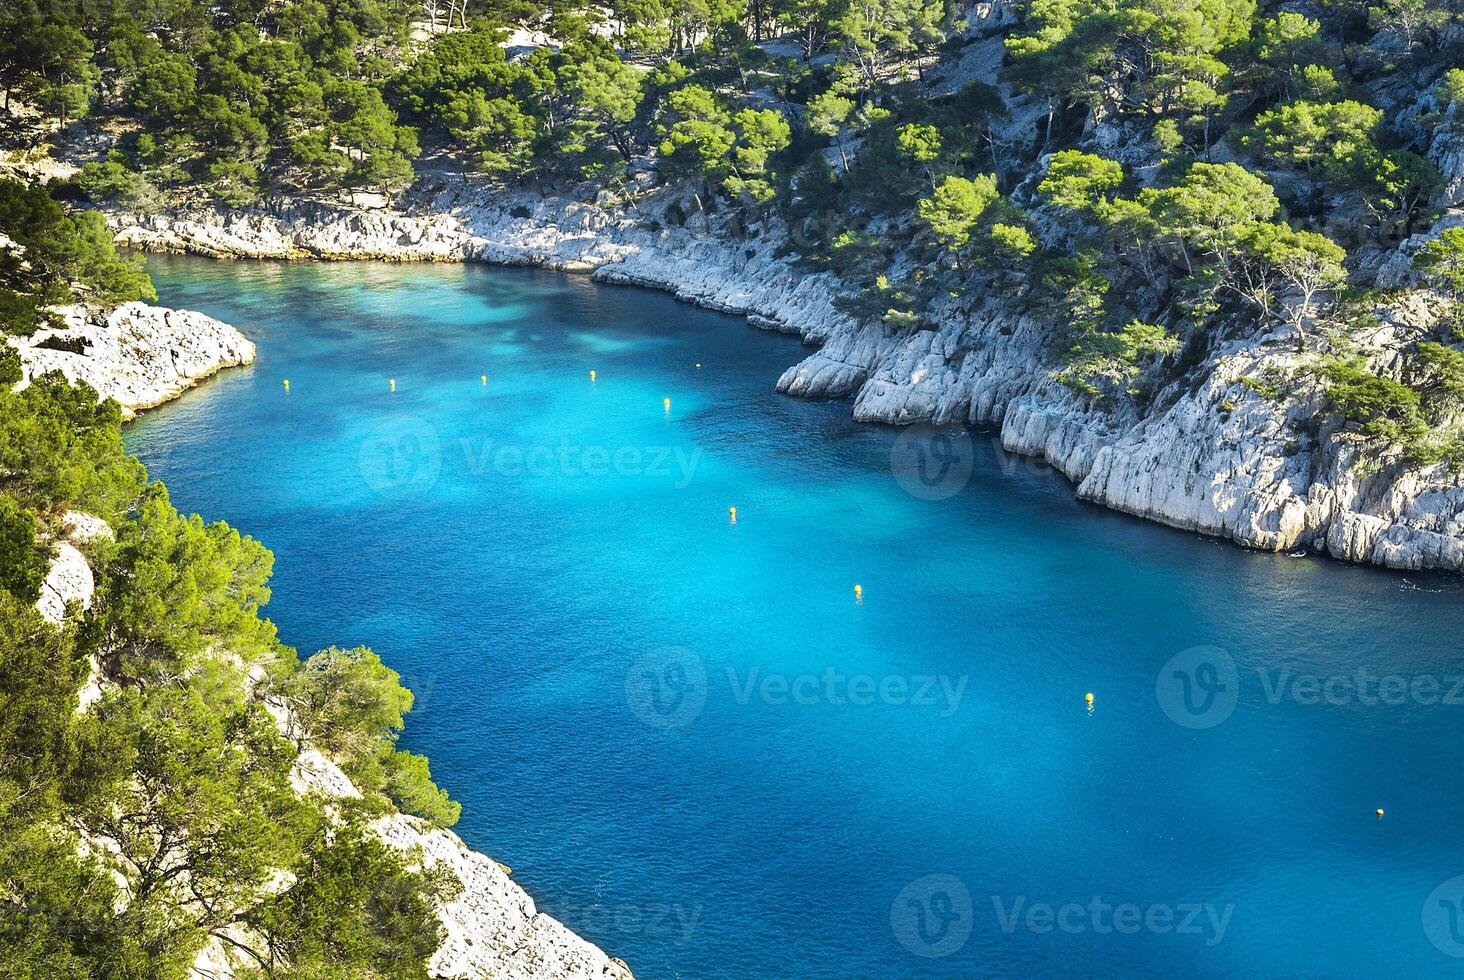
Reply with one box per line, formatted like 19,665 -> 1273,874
129,254 -> 1464,979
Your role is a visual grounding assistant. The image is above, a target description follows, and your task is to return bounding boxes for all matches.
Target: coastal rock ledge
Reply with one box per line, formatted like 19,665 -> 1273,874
110,188 -> 1464,575
9,301 -> 255,418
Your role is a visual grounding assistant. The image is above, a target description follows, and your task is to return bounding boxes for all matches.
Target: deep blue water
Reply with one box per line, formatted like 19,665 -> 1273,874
127,254 -> 1464,978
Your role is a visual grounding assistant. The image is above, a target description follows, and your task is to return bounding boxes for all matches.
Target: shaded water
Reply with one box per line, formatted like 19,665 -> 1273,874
127,254 -> 1464,978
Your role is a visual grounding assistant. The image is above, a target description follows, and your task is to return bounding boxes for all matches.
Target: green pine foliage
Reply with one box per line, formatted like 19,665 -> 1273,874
0,498 -> 47,604
0,179 -> 153,335
0,0 -> 1457,445
0,0 -> 1461,965
0,185 -> 457,976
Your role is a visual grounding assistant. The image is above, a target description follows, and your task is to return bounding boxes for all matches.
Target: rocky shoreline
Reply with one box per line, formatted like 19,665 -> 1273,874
31,187 -> 1460,980
108,182 -> 1464,573
10,301 -> 256,418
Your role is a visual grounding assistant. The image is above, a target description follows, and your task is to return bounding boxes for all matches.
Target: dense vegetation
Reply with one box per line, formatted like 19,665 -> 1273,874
4,0 -> 1461,467
0,0 -> 1461,968
0,178 -> 459,976
0,176 -> 152,333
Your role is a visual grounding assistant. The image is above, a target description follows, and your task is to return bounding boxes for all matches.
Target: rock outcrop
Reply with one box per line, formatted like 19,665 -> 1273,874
192,721 -> 636,980
9,301 -> 256,418
35,510 -> 114,625
377,813 -> 634,980
108,184 -> 1464,573
286,749 -> 634,980
36,540 -> 94,624
283,751 -> 634,980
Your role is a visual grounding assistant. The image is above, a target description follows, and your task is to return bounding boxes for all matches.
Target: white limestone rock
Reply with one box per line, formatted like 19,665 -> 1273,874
288,747 -> 363,800
11,302 -> 255,417
288,741 -> 632,980
375,814 -> 634,980
63,510 -> 114,542
31,513 -> 110,707
36,542 -> 93,624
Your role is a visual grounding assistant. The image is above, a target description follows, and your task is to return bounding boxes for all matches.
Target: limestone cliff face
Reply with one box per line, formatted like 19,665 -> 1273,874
9,301 -> 256,418
107,182 -> 1464,572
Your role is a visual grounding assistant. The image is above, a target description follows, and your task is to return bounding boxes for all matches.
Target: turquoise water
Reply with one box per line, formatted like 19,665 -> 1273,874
128,254 -> 1464,978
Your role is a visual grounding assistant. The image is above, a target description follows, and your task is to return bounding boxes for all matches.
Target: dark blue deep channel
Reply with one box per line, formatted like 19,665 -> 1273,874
126,254 -> 1464,978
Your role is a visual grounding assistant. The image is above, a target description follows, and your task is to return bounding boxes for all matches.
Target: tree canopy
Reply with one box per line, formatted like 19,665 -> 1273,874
0,181 -> 458,978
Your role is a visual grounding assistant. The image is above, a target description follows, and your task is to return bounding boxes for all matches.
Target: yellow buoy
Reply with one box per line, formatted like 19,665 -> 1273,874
695,363 -> 702,369
1085,692 -> 1094,704
480,375 -> 487,385
853,584 -> 863,602
389,378 -> 396,392
282,379 -> 290,391
1376,808 -> 1385,818
663,396 -> 671,412
589,370 -> 597,381
729,506 -> 737,525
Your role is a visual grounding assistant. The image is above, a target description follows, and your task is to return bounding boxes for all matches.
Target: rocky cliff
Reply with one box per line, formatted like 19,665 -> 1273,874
108,176 -> 1464,572
9,301 -> 256,418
